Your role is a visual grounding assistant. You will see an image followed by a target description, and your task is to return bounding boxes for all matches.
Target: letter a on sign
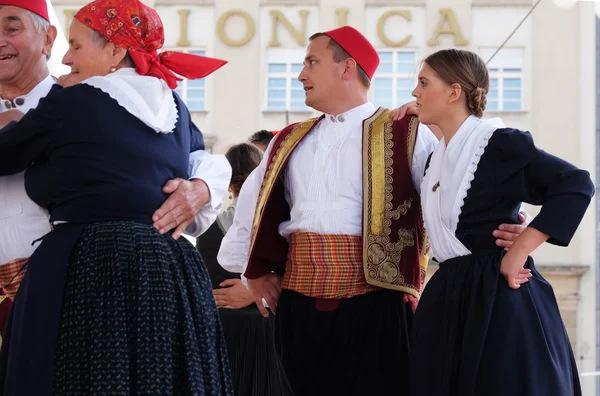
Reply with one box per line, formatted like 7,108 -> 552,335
427,8 -> 468,46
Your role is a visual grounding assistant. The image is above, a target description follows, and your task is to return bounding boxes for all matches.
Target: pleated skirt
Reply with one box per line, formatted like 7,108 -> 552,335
1,221 -> 233,396
219,305 -> 292,396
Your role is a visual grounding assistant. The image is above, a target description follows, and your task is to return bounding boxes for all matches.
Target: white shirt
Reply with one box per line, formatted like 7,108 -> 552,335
0,75 -> 56,265
0,74 -> 230,265
218,103 -> 438,275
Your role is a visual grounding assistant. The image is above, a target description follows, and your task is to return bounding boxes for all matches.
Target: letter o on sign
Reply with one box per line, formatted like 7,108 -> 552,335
217,10 -> 256,47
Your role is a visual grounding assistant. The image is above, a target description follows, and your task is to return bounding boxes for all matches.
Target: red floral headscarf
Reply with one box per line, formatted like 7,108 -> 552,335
74,0 -> 227,89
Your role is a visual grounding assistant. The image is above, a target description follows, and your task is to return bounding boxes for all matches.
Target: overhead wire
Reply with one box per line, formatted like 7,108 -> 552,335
486,0 -> 545,64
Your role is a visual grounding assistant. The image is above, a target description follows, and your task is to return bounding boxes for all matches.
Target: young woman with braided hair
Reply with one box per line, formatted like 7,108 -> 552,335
409,48 -> 591,396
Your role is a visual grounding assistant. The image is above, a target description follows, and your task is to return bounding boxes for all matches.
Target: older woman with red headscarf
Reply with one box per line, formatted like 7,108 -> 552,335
0,0 -> 233,394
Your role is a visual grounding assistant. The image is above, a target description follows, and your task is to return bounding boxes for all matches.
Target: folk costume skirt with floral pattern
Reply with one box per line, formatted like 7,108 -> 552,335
0,221 -> 233,396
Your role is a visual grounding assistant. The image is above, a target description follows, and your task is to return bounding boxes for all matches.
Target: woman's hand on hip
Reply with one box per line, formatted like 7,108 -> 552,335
500,250 -> 532,290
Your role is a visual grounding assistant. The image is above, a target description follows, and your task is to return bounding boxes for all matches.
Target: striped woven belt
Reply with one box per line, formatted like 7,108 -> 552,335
0,257 -> 28,300
282,232 -> 378,300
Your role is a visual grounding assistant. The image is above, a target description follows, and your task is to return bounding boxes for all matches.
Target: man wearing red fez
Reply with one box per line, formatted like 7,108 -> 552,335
216,25 -> 436,394
218,26 -> 527,395
0,0 -> 231,340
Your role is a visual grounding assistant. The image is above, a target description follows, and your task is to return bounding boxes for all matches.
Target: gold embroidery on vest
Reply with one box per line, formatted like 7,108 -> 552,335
370,118 -> 386,235
407,116 -> 431,289
407,116 -> 418,171
391,198 -> 412,219
249,117 -> 320,255
405,115 -> 430,290
362,109 -> 424,298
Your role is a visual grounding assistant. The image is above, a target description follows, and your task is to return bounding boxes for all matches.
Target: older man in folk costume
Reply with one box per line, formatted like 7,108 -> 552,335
0,0 -> 231,339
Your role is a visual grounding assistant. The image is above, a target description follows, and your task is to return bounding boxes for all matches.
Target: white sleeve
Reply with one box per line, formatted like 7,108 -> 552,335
217,140 -> 273,279
411,123 -> 439,194
519,206 -> 534,225
184,150 -> 232,237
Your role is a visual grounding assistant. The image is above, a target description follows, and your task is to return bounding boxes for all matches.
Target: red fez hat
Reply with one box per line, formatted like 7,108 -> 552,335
324,26 -> 379,80
1,0 -> 50,21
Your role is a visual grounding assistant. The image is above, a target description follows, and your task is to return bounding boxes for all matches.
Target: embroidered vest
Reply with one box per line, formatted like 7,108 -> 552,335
244,110 -> 429,299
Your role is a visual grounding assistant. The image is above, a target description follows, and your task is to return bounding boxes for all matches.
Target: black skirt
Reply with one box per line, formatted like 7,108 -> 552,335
1,221 -> 233,396
409,250 -> 581,396
219,306 -> 292,396
199,222 -> 291,396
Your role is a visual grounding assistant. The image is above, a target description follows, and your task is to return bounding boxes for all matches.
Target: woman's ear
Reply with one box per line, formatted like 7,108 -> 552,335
111,44 -> 128,65
448,82 -> 463,105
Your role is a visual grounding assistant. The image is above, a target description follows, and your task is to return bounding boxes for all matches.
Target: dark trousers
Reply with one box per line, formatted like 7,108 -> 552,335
274,289 -> 413,396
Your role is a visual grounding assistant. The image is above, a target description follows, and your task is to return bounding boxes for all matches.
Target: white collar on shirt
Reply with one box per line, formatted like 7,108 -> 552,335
322,102 -> 376,126
0,74 -> 56,113
421,115 -> 505,262
82,68 -> 178,134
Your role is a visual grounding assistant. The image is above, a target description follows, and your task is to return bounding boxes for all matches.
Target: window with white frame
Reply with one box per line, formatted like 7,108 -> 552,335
265,49 -> 310,112
168,49 -> 207,112
481,48 -> 524,112
370,50 -> 418,109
